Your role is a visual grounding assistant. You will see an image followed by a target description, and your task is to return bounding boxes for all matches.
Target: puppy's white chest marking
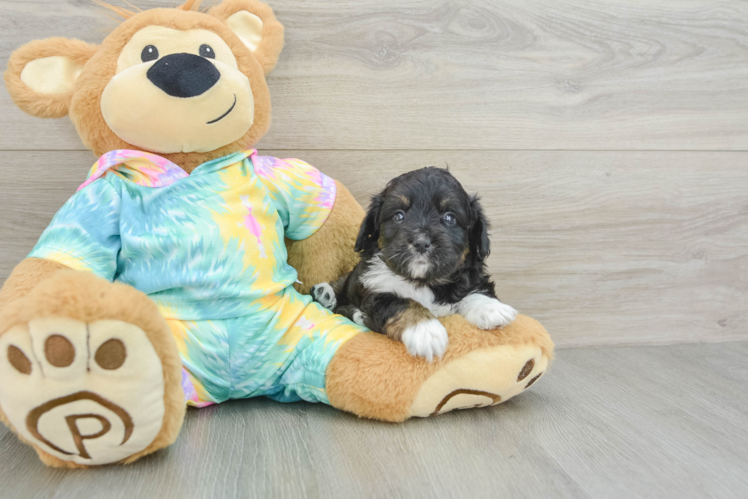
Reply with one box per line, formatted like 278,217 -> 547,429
361,258 -> 455,317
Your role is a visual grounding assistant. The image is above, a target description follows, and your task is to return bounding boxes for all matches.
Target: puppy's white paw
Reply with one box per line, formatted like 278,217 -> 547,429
351,309 -> 367,326
401,319 -> 449,362
311,283 -> 337,311
458,294 -> 518,330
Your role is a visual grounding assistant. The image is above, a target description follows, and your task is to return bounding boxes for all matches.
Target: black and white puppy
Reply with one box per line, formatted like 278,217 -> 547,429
311,167 -> 517,361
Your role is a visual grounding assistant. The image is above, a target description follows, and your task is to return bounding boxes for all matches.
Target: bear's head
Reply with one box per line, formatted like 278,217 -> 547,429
4,0 -> 284,172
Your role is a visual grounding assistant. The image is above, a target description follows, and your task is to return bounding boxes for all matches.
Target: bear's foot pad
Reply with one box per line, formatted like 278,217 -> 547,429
0,318 -> 165,465
410,342 -> 547,417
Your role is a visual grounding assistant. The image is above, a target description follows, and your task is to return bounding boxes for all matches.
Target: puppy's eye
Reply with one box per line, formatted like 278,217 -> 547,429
141,45 -> 159,62
392,210 -> 405,223
199,44 -> 216,59
443,212 -> 456,225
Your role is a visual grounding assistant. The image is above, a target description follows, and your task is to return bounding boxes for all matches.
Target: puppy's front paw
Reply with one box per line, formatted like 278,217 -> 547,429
311,283 -> 337,311
401,319 -> 449,362
458,294 -> 518,330
351,308 -> 368,326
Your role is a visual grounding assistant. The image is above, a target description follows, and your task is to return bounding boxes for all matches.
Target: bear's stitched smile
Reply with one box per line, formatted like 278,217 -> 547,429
207,94 -> 237,124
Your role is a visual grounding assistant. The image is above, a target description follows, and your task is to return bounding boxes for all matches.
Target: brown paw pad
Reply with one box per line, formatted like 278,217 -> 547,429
0,319 -> 167,465
430,389 -> 502,416
95,339 -> 126,370
517,357 -> 544,388
518,358 -> 535,381
7,345 -> 32,375
45,334 -> 76,368
409,344 -> 549,418
525,372 -> 543,388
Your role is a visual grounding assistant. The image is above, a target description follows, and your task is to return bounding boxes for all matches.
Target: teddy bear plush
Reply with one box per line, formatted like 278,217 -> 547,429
0,0 -> 554,468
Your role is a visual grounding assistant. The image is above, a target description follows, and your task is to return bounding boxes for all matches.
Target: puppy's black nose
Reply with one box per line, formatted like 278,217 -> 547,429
412,236 -> 432,254
146,53 -> 220,98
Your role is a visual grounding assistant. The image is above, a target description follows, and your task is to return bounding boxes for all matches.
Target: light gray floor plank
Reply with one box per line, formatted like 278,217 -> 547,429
304,400 -> 588,498
1,342 -> 747,498
0,399 -> 320,499
1,1 -> 746,497
1,0 -> 748,151
2,150 -> 746,349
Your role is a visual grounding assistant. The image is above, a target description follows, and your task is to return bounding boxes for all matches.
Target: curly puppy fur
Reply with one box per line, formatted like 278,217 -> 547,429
318,167 -> 515,358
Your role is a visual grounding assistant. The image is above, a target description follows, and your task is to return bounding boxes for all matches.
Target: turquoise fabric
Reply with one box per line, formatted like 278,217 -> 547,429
29,149 -> 366,406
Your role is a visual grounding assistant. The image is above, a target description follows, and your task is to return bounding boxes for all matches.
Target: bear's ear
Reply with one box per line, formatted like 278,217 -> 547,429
4,38 -> 98,119
208,0 -> 284,74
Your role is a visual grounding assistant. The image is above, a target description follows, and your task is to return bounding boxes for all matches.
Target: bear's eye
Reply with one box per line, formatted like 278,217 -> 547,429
141,45 -> 159,63
442,212 -> 456,225
199,44 -> 216,59
392,210 -> 405,223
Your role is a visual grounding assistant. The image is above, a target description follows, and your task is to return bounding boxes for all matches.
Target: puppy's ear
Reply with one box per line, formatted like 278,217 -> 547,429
469,195 -> 491,261
354,194 -> 384,253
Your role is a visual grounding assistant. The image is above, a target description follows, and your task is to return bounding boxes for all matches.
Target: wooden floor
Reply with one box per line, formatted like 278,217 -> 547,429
1,0 -> 747,348
1,0 -> 747,497
1,341 -> 747,498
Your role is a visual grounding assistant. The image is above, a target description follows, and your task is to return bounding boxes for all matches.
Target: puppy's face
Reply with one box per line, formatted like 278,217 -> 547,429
355,167 -> 491,283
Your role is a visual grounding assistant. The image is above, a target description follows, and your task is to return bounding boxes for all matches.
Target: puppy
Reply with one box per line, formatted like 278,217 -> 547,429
311,167 -> 517,361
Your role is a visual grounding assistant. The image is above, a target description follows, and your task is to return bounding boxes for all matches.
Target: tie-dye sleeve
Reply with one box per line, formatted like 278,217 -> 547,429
252,155 -> 337,241
27,178 -> 122,281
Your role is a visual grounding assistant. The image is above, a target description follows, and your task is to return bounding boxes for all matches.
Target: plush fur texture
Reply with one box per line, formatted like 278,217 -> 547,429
3,38 -> 98,119
208,0 -> 285,74
0,258 -> 69,305
0,267 -> 185,468
326,313 -> 554,422
0,0 -> 555,468
287,181 -> 365,295
5,1 -> 282,172
0,0 -> 284,467
73,7 -> 274,171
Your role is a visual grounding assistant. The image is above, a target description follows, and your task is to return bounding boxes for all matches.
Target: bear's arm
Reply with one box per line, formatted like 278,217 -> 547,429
1,179 -> 122,311
286,181 -> 364,295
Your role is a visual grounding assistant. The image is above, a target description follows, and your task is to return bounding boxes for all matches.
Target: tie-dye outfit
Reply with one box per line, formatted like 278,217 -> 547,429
29,149 -> 367,407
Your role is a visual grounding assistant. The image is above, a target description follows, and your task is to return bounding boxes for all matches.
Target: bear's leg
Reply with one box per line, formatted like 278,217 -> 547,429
249,295 -> 365,405
0,270 -> 185,467
325,314 -> 553,421
164,318 -> 231,407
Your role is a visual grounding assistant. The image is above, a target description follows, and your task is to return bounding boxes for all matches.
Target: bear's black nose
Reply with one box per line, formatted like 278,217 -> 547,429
146,53 -> 220,98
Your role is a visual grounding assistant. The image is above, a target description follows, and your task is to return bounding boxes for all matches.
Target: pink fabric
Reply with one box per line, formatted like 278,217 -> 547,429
79,150 -> 189,191
181,367 -> 214,408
